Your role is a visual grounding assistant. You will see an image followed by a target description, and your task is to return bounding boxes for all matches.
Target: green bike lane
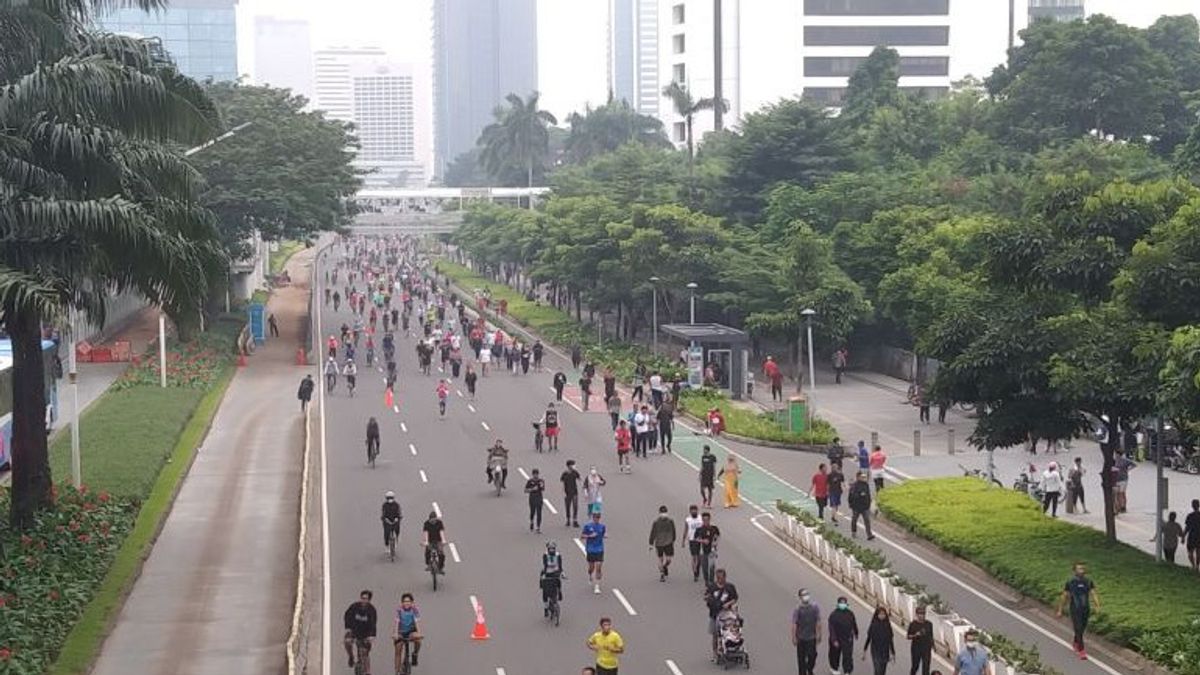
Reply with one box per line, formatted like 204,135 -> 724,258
669,431 -> 817,514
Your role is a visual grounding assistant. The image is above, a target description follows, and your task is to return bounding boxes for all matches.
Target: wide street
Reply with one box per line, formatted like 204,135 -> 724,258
314,244 -> 1120,675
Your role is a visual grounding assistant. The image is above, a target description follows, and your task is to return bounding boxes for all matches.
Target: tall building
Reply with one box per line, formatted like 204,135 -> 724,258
1028,0 -> 1085,22
433,0 -> 538,177
253,16 -> 314,102
608,0 -> 660,115
95,0 -> 238,82
313,48 -> 426,187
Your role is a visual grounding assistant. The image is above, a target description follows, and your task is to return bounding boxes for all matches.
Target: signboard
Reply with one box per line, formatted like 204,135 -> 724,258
249,303 -> 266,345
687,345 -> 704,388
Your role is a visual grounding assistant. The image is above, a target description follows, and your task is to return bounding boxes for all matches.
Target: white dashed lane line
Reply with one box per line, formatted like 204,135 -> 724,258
467,404 -> 476,413
481,421 -> 491,431
573,538 -> 586,555
612,588 -> 638,616
666,659 -> 685,675
400,422 -> 408,433
542,499 -> 558,515
432,501 -> 442,518
449,542 -> 461,563
409,443 -> 417,456
419,470 -> 428,483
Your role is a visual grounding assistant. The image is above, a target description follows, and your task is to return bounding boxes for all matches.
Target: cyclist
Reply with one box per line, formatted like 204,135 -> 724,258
343,589 -> 378,671
385,360 -> 398,391
324,356 -> 339,392
436,379 -> 449,417
381,491 -> 401,552
540,541 -> 565,617
542,403 -> 561,451
366,417 -> 381,463
345,339 -> 356,364
344,358 -> 358,396
485,439 -> 509,490
333,291 -> 341,312
324,287 -> 331,305
365,335 -> 375,366
327,335 -> 338,360
393,592 -> 423,668
422,511 -> 447,575
382,331 -> 395,362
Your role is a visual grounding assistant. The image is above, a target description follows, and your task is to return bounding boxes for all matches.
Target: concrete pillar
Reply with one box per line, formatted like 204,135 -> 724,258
913,429 -> 921,457
870,431 -> 879,450
947,428 -> 956,455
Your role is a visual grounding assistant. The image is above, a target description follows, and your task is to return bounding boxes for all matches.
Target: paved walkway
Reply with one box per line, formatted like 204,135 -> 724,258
91,249 -> 312,675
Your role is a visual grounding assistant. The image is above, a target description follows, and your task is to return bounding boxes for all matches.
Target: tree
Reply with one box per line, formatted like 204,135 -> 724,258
1,1 -> 226,528
187,82 -> 361,258
661,81 -> 726,197
442,148 -> 495,187
563,96 -> 670,164
1146,14 -> 1200,154
550,142 -> 684,206
478,92 -> 558,202
838,46 -> 901,128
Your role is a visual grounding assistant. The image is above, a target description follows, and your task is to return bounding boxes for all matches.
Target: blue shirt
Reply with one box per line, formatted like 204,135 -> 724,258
582,522 -> 606,554
857,446 -> 870,469
955,646 -> 990,675
396,606 -> 419,634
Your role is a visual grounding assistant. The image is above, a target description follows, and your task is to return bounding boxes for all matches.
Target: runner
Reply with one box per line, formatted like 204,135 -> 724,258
581,510 -> 607,594
614,420 -> 633,474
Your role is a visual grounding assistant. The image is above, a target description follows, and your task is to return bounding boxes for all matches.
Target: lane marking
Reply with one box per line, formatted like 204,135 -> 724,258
612,588 -> 638,616
470,594 -> 482,613
548,386 -> 583,413
400,422 -> 408,433
543,498 -> 558,515
316,253 -> 332,675
666,659 -> 684,675
517,467 -> 531,480
481,421 -> 491,431
449,542 -> 461,563
496,669 -> 506,675
419,469 -> 428,483
409,443 -> 417,456
456,389 -> 464,397
432,501 -> 441,518
468,403 -> 477,413
573,538 -> 586,555
392,404 -> 400,414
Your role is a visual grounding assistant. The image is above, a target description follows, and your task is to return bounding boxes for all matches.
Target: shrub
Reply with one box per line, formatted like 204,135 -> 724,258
878,477 -> 1200,665
679,387 -> 838,446
115,328 -> 236,391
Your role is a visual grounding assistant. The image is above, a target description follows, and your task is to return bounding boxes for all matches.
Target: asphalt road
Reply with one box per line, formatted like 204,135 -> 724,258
314,246 -> 1110,675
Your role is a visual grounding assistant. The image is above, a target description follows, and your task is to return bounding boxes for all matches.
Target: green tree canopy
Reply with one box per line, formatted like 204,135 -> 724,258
838,46 -> 901,129
564,96 -> 670,164
478,91 -> 558,192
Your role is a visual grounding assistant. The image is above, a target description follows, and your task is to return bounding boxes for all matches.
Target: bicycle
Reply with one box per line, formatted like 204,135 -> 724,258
438,397 -> 446,417
489,461 -> 505,497
426,543 -> 445,591
353,637 -> 371,675
384,521 -> 399,562
347,375 -> 356,398
542,574 -> 564,626
959,463 -> 1003,487
393,636 -> 414,675
367,437 -> 380,468
325,372 -> 337,392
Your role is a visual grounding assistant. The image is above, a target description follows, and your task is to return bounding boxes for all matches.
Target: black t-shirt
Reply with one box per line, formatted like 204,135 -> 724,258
343,602 -> 377,639
706,581 -> 739,618
828,470 -> 845,494
561,469 -> 581,495
1185,511 -> 1200,542
544,410 -> 559,428
381,501 -> 401,522
700,454 -> 717,478
423,518 -> 445,543
525,477 -> 545,500
695,524 -> 720,554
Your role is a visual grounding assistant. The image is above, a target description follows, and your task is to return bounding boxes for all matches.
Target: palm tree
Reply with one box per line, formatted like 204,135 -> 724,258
478,92 -> 558,207
1,0 -> 226,529
661,81 -> 727,200
564,95 -> 670,164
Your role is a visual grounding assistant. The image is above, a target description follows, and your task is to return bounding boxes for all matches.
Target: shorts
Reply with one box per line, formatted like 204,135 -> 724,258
586,551 -> 605,563
1187,538 -> 1199,552
700,475 -> 715,489
1114,480 -> 1128,493
829,492 -> 842,507
689,540 -> 702,556
617,447 -> 630,455
655,544 -> 675,557
545,426 -> 559,437
596,666 -> 618,675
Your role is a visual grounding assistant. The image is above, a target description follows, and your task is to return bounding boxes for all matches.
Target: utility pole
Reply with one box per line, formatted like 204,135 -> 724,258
712,0 -> 724,131
1008,0 -> 1016,50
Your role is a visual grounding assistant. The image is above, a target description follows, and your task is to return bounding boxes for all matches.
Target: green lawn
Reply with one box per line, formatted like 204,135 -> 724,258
679,387 -> 837,445
878,478 -> 1200,671
269,240 -> 307,277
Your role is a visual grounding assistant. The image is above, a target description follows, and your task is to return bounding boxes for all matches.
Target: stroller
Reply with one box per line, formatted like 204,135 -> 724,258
714,609 -> 750,669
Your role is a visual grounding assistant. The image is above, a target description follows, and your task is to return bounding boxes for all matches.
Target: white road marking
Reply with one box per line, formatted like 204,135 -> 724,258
548,386 -> 584,412
612,588 -> 637,616
517,467 -> 531,480
543,499 -> 558,515
470,594 -> 482,613
481,421 -> 491,431
419,470 -> 428,483
449,542 -> 461,563
432,501 -> 442,518
316,258 -> 333,675
409,443 -> 417,456
400,422 -> 408,433
456,389 -> 464,397
392,404 -> 400,414
467,403 -> 476,413
496,669 -> 506,675
666,659 -> 685,675
573,538 -> 586,555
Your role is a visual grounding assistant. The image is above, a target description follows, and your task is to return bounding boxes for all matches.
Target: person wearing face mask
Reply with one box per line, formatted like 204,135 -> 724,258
862,605 -> 894,675
906,606 -> 934,675
1057,562 -> 1100,660
952,629 -> 991,675
790,588 -> 821,675
827,596 -> 858,675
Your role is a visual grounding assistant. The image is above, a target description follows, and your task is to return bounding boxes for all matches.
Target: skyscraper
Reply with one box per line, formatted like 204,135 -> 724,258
432,0 -> 538,177
95,0 -> 239,82
253,16 -> 314,102
608,0 -> 660,115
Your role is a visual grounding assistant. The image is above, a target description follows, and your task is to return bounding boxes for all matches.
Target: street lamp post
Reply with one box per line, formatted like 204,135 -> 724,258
687,282 -> 698,325
802,308 -> 817,396
68,309 -> 81,488
650,276 -> 660,354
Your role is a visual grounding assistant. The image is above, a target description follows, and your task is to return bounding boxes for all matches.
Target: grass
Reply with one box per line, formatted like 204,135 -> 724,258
269,240 -> 307,277
48,367 -> 235,675
878,477 -> 1200,668
678,387 -> 838,445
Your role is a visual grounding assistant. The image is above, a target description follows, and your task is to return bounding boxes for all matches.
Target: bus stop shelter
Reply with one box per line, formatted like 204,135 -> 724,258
660,323 -> 750,400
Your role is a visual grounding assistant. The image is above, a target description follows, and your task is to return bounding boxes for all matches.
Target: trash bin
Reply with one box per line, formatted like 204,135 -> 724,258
788,395 -> 807,433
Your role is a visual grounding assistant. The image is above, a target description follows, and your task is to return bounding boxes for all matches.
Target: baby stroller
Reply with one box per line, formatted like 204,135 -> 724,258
714,609 -> 749,669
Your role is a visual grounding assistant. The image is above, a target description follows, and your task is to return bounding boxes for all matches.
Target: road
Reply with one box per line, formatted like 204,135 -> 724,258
316,248 -> 1120,675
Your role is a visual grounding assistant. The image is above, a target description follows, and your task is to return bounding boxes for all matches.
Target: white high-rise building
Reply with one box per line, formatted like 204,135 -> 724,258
313,47 -> 427,187
253,16 -> 314,102
608,0 -> 660,115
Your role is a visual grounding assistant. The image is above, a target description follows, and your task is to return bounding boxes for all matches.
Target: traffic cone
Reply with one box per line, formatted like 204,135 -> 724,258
385,388 -> 394,409
470,601 -> 491,640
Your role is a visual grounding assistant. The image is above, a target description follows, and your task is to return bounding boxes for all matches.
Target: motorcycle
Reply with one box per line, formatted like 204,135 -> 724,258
1012,464 -> 1045,502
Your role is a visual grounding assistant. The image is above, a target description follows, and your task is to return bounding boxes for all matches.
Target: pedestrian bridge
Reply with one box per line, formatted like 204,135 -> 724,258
352,187 -> 550,234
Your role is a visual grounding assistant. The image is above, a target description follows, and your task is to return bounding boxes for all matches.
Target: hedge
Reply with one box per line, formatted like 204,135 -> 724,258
679,387 -> 837,446
877,477 -> 1200,673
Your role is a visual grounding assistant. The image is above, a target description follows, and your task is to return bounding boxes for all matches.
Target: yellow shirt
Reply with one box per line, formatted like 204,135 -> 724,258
589,629 -> 624,669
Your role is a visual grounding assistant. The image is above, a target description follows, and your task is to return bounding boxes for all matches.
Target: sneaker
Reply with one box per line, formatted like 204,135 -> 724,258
1079,649 -> 1088,661
535,527 -> 541,534
594,584 -> 601,594
529,522 -> 534,531
659,572 -> 666,582
867,535 -> 876,541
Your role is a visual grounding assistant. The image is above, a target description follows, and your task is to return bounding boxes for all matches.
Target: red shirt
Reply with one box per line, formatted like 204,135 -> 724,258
615,427 -> 632,451
811,472 -> 829,498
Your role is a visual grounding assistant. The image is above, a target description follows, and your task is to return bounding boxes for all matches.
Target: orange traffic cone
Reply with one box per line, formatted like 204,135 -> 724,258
470,601 -> 491,641
385,388 -> 394,409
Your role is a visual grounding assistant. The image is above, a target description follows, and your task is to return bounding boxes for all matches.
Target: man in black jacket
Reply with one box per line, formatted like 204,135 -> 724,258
827,596 -> 858,675
297,374 -> 315,413
553,371 -> 568,401
343,589 -> 378,671
848,472 -> 875,540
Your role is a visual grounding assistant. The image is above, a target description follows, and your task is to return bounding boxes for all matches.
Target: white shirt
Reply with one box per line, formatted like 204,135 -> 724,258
634,412 -> 649,434
650,374 -> 664,392
584,475 -> 604,503
685,515 -> 703,542
1042,469 -> 1065,493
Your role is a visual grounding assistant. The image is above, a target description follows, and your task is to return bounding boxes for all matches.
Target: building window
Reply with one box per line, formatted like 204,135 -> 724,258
673,121 -> 686,142
804,0 -> 948,15
672,63 -> 686,83
802,86 -> 847,105
804,55 -> 949,77
672,4 -> 685,24
672,34 -> 685,54
804,25 -> 949,46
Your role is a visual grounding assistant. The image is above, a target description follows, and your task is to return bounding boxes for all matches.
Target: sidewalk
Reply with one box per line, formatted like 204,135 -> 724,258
810,367 -> 1200,562
91,249 -> 312,675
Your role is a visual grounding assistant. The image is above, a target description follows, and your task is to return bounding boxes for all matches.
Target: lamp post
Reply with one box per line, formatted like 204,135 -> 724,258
687,282 -> 698,324
650,276 -> 660,354
801,308 -> 816,396
68,309 -> 81,488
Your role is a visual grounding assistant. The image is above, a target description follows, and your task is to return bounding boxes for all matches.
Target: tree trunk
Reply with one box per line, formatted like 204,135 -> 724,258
527,159 -> 534,210
1099,417 -> 1119,541
8,305 -> 52,530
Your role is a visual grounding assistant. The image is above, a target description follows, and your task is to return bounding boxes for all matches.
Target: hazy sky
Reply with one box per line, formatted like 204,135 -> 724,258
237,0 -> 1199,122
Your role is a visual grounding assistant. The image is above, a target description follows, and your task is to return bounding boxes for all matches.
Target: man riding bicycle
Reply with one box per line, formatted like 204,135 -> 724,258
344,358 -> 358,395
324,356 -> 339,391
343,590 -> 378,672
540,541 -> 565,617
393,592 -> 424,668
366,417 -> 381,463
381,491 -> 401,551
421,511 -> 447,574
485,440 -> 509,489
385,360 -> 398,390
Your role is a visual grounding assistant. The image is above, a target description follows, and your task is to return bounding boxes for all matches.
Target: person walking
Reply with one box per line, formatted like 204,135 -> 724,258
811,464 -> 830,520
700,445 -> 717,508
553,370 -> 567,401
525,468 -> 546,533
570,343 -> 582,370
268,312 -> 279,338
827,596 -> 858,675
868,445 -> 887,493
856,441 -> 870,473
633,405 -> 650,458
657,402 -> 674,453
297,374 -> 314,413
848,472 -> 874,540
764,356 -> 784,402
953,629 -> 991,675
704,568 -> 739,660
464,364 -> 477,399
833,347 -> 848,385
607,393 -> 622,431
683,504 -> 704,582
718,455 -> 741,508
586,617 -> 624,675
1186,499 -> 1200,571
1057,562 -> 1100,660
614,420 -> 633,474
1155,511 -> 1185,564
906,606 -> 934,675
561,460 -> 582,527
1111,450 -> 1136,514
648,505 -> 677,582
1066,457 -> 1088,514
791,589 -> 821,675
862,605 -> 895,675
580,372 -> 593,411
1042,462 -> 1065,517
584,467 -> 607,518
828,461 -> 846,525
